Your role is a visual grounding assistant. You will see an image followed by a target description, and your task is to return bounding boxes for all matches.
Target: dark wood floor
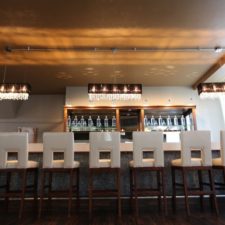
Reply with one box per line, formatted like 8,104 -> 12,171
1,198 -> 225,225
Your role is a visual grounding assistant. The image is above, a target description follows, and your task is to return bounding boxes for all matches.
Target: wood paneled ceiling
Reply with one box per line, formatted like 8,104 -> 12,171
1,0 -> 225,94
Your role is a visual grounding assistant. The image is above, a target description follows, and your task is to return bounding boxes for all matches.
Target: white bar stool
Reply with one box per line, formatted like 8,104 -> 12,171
0,132 -> 39,219
129,131 -> 167,215
39,132 -> 80,217
212,130 -> 225,192
171,131 -> 218,215
89,132 -> 121,217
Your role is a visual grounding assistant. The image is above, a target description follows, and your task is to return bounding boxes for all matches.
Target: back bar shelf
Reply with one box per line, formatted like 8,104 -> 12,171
64,106 -> 196,140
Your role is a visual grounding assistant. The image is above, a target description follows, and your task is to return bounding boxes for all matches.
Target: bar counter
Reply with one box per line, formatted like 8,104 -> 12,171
22,141 -> 222,197
28,141 -> 220,152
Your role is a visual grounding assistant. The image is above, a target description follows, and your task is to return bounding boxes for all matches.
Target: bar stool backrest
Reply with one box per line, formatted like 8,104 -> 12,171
180,131 -> 212,166
220,130 -> 225,166
0,132 -> 28,168
43,132 -> 74,168
89,132 -> 120,168
133,131 -> 164,167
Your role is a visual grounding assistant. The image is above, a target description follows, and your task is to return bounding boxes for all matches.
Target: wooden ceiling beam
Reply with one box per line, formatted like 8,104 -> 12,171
192,54 -> 225,89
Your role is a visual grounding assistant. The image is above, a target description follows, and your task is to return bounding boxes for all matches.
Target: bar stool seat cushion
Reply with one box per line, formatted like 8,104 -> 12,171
51,160 -> 80,168
129,159 -> 155,167
6,160 -> 39,168
171,158 -> 202,167
98,159 -> 111,167
212,158 -> 222,166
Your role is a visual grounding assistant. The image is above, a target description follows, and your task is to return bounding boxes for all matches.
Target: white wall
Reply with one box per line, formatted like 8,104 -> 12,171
0,95 -> 65,142
66,86 -> 225,142
0,88 -> 224,144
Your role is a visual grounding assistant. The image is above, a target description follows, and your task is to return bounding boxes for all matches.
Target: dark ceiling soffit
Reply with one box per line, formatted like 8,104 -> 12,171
192,54 -> 225,89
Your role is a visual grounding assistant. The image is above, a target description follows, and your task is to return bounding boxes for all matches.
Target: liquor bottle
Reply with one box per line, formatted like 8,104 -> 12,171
181,115 -> 186,130
167,115 -> 172,127
112,115 -> 116,127
104,116 -> 109,128
174,115 -> 178,126
96,116 -> 101,128
73,116 -> 78,127
88,116 -> 93,127
158,115 -> 163,126
71,120 -> 75,131
67,115 -> 71,131
80,116 -> 85,127
144,115 -> 148,127
151,116 -> 155,126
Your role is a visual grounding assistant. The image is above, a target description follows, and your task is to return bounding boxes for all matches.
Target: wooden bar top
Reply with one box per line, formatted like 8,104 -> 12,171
28,142 -> 220,153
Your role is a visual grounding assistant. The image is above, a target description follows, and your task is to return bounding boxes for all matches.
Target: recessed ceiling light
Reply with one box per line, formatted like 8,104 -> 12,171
166,65 -> 175,69
56,72 -> 72,80
85,67 -> 94,71
110,74 -> 124,78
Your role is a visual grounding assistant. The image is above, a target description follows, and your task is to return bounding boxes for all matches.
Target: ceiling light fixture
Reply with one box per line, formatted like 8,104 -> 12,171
0,83 -> 31,100
197,82 -> 225,99
0,66 -> 31,101
88,83 -> 142,101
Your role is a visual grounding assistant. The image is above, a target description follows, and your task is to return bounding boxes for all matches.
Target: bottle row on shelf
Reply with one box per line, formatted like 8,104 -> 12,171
144,115 -> 192,131
67,115 -> 117,131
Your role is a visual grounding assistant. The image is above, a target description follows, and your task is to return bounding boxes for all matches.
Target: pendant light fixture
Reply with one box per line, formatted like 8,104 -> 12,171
198,82 -> 225,99
0,66 -> 31,101
88,83 -> 142,101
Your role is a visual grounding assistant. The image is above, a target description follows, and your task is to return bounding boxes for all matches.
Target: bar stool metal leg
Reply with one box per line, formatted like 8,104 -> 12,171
161,168 -> 167,215
117,168 -> 121,218
34,169 -> 38,203
76,168 -> 80,210
133,169 -> 138,216
157,170 -> 162,211
171,167 -> 176,212
198,170 -> 204,210
129,168 -> 133,208
19,170 -> 27,219
5,172 -> 11,211
209,168 -> 219,215
39,170 -> 45,218
49,172 -> 53,203
88,170 -> 93,217
182,168 -> 190,216
68,169 -> 73,217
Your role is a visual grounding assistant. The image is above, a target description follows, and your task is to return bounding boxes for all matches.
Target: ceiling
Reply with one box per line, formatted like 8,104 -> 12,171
1,0 -> 225,94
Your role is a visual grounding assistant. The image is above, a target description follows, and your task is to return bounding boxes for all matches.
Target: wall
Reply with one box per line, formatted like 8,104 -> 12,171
0,87 -> 224,144
66,86 -> 225,143
0,95 -> 65,142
